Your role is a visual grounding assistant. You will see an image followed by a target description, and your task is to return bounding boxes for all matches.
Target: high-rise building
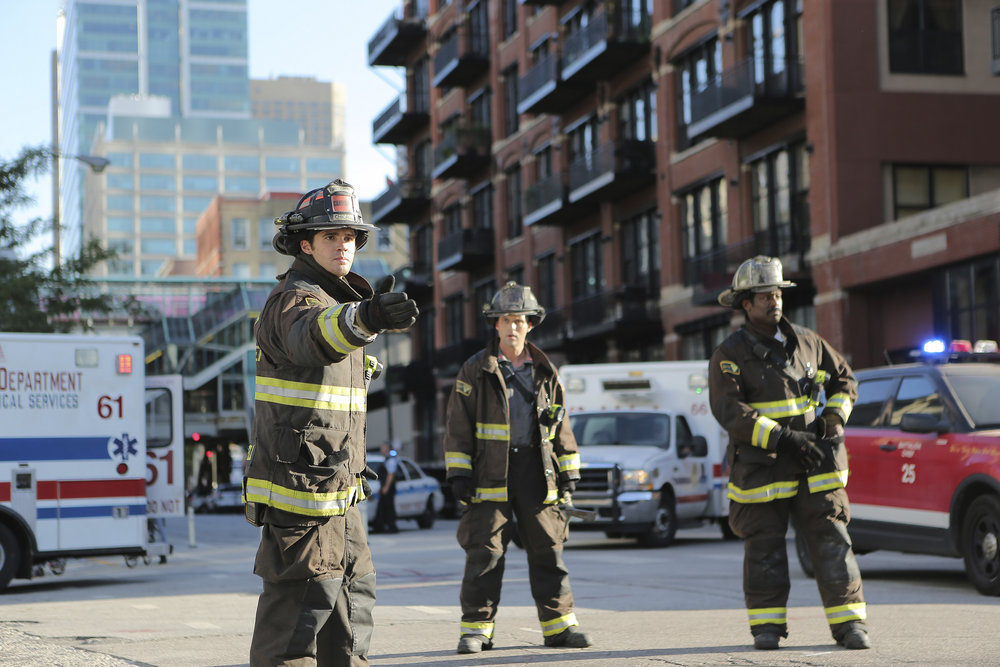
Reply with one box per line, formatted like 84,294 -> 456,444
56,0 -> 252,261
250,76 -> 347,149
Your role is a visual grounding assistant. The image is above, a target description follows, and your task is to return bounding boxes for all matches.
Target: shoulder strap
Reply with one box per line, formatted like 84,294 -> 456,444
741,327 -> 789,369
499,362 -> 536,404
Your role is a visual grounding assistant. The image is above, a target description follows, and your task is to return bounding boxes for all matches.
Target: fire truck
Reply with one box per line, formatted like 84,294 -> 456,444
0,333 -> 184,591
560,361 -> 731,546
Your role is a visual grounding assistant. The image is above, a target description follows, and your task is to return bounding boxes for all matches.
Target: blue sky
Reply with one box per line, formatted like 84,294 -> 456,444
0,0 -> 401,230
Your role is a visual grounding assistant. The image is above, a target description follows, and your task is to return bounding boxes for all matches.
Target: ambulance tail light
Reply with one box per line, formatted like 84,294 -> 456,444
117,353 -> 133,374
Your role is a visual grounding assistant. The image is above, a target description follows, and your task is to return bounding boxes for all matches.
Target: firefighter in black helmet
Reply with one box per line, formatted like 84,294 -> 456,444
444,281 -> 592,654
245,179 -> 418,666
708,256 -> 870,651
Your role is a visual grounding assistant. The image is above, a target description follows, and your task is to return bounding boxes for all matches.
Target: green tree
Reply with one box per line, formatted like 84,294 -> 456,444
0,146 -> 117,332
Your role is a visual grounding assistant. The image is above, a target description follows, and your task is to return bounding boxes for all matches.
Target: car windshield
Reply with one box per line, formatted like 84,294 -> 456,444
570,413 -> 670,448
947,371 -> 1000,428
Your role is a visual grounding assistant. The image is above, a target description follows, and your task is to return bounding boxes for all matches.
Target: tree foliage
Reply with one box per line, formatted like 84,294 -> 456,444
0,146 -> 117,333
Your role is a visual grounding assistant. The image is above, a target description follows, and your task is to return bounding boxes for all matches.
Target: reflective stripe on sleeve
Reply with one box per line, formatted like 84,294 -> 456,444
318,304 -> 361,355
727,479 -> 799,504
445,451 -> 472,472
476,422 -> 510,441
808,469 -> 849,493
244,477 -> 359,516
825,602 -> 867,625
748,607 -> 787,626
254,376 -> 366,412
557,452 -> 580,474
474,486 -> 508,502
751,415 -> 780,450
540,612 -> 578,636
826,393 -> 853,421
750,396 -> 814,420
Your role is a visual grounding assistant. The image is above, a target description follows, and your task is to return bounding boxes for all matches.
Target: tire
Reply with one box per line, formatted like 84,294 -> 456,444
0,523 -> 21,591
637,495 -> 678,548
961,495 -> 1000,596
416,497 -> 436,529
794,529 -> 816,579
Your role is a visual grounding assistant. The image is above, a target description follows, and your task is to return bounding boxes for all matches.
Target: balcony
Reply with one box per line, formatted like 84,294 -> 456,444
370,178 -> 431,225
372,93 -> 430,145
524,172 -> 570,226
517,51 -> 587,116
566,286 -> 661,340
561,6 -> 650,83
436,227 -> 494,272
368,3 -> 428,67
396,260 -> 434,301
433,27 -> 490,89
687,56 -> 805,140
530,307 -> 567,350
568,139 -> 655,205
436,338 -> 485,377
432,123 -> 491,180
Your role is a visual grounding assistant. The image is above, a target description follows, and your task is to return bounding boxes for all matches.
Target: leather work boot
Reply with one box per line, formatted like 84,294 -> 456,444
456,636 -> 493,654
837,627 -> 871,650
753,632 -> 781,650
543,627 -> 593,648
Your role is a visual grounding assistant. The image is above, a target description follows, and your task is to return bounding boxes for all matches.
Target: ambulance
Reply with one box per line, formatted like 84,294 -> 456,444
0,333 -> 184,591
559,361 -> 731,546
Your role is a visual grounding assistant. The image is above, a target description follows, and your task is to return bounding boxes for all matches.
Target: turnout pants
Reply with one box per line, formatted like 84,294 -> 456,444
457,447 -> 577,643
250,504 -> 375,667
729,477 -> 866,641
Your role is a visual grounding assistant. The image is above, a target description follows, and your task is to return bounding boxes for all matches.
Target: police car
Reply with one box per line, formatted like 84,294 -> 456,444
364,454 -> 444,530
795,340 -> 1000,596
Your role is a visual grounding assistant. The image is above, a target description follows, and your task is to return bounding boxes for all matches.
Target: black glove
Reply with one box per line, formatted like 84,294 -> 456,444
450,476 -> 474,504
815,417 -> 846,448
558,480 -> 576,500
778,428 -> 824,471
357,275 -> 419,333
361,465 -> 378,499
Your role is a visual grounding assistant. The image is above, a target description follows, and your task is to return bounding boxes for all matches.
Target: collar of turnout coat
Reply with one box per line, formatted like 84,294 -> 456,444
283,255 -> 374,302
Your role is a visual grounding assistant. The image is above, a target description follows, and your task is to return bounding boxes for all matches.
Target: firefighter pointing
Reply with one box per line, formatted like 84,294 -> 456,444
243,179 -> 418,665
443,282 -> 592,654
708,256 -> 870,651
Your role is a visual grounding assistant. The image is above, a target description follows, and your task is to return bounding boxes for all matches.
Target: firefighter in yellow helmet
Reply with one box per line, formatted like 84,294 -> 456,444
443,281 -> 591,654
708,256 -> 869,651
244,179 -> 418,666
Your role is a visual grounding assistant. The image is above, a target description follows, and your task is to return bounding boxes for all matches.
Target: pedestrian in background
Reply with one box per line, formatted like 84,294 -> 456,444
372,441 -> 399,534
708,256 -> 869,651
443,281 -> 592,654
243,179 -> 418,666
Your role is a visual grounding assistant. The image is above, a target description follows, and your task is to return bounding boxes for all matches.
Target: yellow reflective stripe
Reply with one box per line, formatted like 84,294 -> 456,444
540,612 -> 578,636
808,469 -> 849,493
255,376 -> 366,412
445,451 -> 472,471
748,607 -> 787,626
826,393 -> 853,420
460,621 -> 494,638
750,396 -> 814,419
244,477 -> 358,516
544,487 -> 560,503
558,452 -> 580,473
752,416 -> 780,449
825,602 -> 867,624
728,480 -> 799,504
319,304 -> 360,355
476,422 -> 510,441
473,487 -> 508,502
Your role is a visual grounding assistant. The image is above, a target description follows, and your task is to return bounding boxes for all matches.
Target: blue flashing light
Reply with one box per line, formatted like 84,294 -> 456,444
922,339 -> 946,355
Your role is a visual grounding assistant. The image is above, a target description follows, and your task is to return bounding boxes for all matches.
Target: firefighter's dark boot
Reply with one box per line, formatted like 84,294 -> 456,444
543,627 -> 592,648
753,632 -> 781,650
457,636 -> 493,654
837,626 -> 871,650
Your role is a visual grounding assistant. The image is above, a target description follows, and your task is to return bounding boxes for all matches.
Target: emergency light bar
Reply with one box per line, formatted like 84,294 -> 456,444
916,338 -> 1000,363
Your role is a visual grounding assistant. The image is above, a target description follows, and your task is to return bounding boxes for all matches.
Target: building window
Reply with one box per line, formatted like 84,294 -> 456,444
620,208 -> 659,292
747,0 -> 800,88
942,257 -> 1000,342
414,139 -> 432,181
444,293 -> 464,345
468,0 -> 490,55
893,164 -> 968,219
472,183 -> 493,230
675,38 -> 721,149
413,58 -> 431,113
232,263 -> 250,278
443,204 -> 462,236
506,266 -> 524,285
618,79 -> 657,142
502,0 -> 517,39
749,141 -> 809,257
888,0 -> 963,75
473,279 -> 497,340
536,252 -> 556,310
258,218 -> 273,250
503,65 -> 519,137
570,232 -> 604,299
377,228 -> 393,251
505,165 -> 522,239
469,87 -> 492,133
678,316 -> 731,360
415,223 -> 433,271
680,177 -> 728,286
232,218 -> 249,250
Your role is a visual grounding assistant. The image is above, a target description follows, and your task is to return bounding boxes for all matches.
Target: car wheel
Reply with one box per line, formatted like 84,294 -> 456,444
0,523 -> 21,591
961,494 -> 1000,596
416,497 -> 436,529
794,529 -> 816,578
637,494 -> 677,548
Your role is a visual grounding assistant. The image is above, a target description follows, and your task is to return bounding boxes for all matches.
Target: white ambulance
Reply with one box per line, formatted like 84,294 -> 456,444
0,333 -> 184,590
559,361 -> 731,546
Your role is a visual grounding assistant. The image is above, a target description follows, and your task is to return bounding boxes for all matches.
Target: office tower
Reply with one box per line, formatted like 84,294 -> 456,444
251,76 -> 347,149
